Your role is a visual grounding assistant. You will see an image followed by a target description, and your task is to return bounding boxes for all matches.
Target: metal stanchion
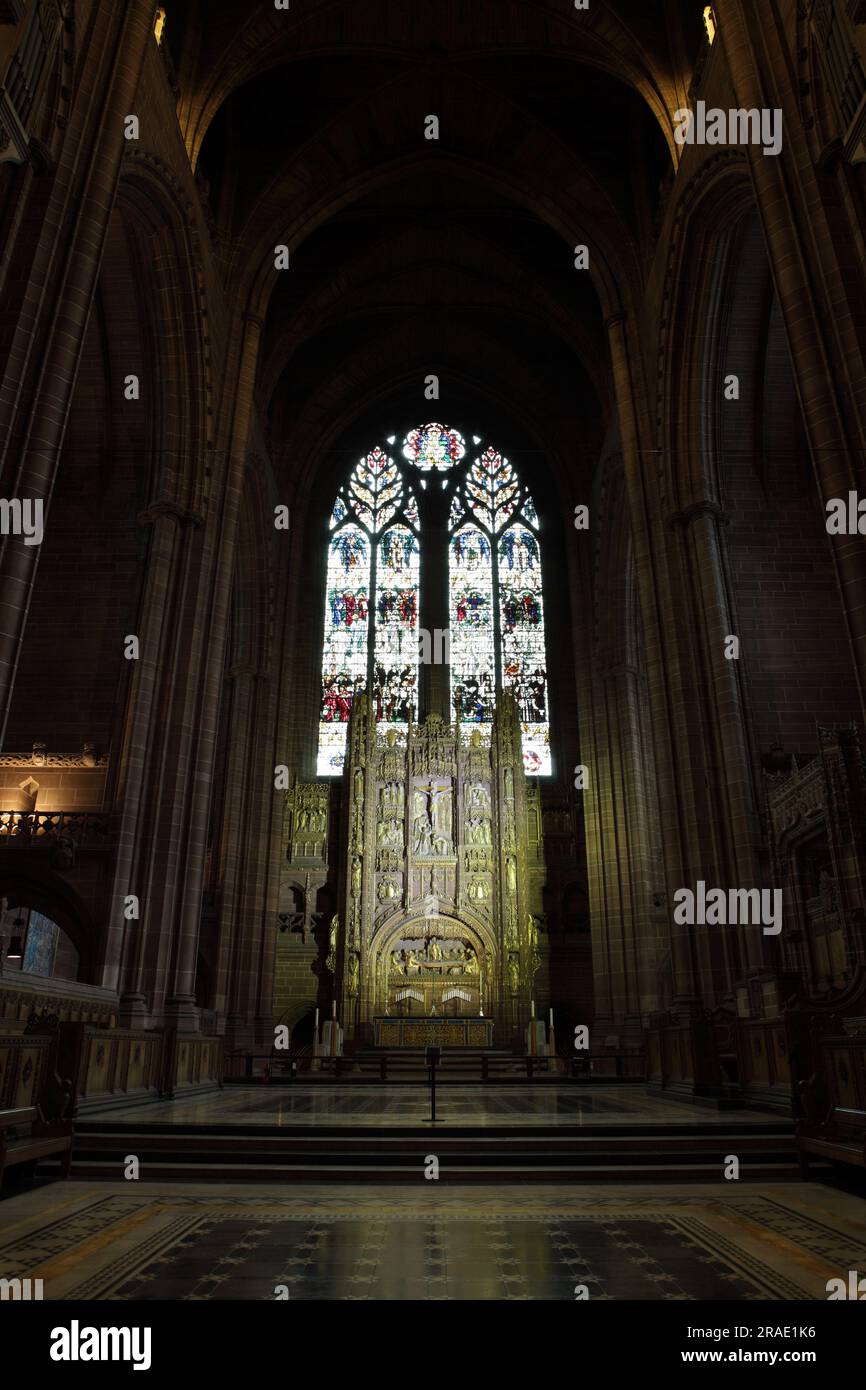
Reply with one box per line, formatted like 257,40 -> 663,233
425,1045 -> 441,1124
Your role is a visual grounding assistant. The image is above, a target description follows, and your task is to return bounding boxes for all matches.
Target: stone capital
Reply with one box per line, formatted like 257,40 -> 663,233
224,663 -> 267,683
666,499 -> 729,530
138,498 -> 204,529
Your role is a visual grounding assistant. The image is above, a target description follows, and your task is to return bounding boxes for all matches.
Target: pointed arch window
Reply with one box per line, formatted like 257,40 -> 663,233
317,423 -> 550,776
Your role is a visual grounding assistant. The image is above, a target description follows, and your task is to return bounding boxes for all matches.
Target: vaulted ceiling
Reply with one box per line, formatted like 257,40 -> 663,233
162,1 -> 706,496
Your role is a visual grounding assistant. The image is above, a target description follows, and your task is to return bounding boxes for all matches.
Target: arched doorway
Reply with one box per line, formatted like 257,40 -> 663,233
370,914 -> 493,1019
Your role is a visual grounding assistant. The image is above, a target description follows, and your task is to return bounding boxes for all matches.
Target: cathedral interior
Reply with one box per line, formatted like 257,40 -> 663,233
2,0 -> 866,1335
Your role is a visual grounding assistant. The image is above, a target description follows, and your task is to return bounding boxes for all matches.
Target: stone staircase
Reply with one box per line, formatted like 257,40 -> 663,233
57,1111 -> 803,1184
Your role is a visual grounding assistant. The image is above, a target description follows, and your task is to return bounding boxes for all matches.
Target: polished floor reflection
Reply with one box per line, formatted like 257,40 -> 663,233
100,1085 -> 782,1129
2,1181 -> 864,1301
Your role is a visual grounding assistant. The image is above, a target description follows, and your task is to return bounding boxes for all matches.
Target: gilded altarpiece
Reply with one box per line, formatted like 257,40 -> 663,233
334,694 -> 546,1043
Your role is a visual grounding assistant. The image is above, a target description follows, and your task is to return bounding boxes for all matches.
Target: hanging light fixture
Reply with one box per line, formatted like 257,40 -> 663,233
5,905 -> 27,960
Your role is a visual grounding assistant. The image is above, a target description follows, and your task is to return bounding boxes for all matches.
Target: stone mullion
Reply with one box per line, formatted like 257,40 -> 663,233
715,0 -> 866,716
606,313 -> 698,1001
0,0 -> 156,746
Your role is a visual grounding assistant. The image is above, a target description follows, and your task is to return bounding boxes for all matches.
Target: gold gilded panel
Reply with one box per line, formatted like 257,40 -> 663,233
403,1021 -> 447,1047
373,1017 -> 494,1047
376,1022 -> 401,1047
467,1021 -> 494,1047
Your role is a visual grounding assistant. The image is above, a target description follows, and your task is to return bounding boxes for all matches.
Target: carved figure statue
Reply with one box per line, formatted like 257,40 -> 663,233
466,817 -> 491,846
413,789 -> 432,855
466,783 -> 490,814
326,916 -> 339,973
412,782 -> 453,856
377,817 -> 403,849
430,782 -> 452,853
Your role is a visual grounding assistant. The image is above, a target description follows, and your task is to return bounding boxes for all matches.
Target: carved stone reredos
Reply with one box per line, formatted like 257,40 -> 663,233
335,700 -> 541,1028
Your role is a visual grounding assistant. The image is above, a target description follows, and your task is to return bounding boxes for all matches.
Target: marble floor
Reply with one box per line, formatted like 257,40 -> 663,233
96,1085 -> 784,1129
2,1181 -> 865,1300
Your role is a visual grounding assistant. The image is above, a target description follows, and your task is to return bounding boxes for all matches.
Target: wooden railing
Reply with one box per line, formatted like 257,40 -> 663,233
1,1021 -> 223,1113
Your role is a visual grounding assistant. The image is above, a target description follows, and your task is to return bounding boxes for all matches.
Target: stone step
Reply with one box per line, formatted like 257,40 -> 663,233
57,1157 -> 806,1184
57,1116 -> 801,1184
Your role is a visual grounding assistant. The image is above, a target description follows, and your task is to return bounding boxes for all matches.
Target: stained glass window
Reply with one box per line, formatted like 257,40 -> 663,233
498,525 -> 549,775
465,447 -> 520,533
318,524 -> 370,775
449,444 -> 551,775
450,525 -> 496,728
317,424 -> 550,776
402,421 -> 465,472
317,445 -> 420,775
374,525 -> 420,736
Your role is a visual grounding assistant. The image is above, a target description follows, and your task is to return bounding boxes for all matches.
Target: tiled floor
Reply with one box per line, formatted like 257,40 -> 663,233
4,1087 -> 857,1301
98,1085 -> 781,1129
2,1181 -> 865,1300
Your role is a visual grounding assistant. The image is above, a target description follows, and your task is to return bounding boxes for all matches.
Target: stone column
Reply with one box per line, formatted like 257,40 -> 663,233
714,0 -> 866,714
668,500 -> 767,984
104,501 -> 202,1020
604,661 -> 664,1029
218,662 -> 280,1052
0,0 -> 157,745
214,663 -> 255,1048
605,311 -> 700,1004
162,313 -> 264,1030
